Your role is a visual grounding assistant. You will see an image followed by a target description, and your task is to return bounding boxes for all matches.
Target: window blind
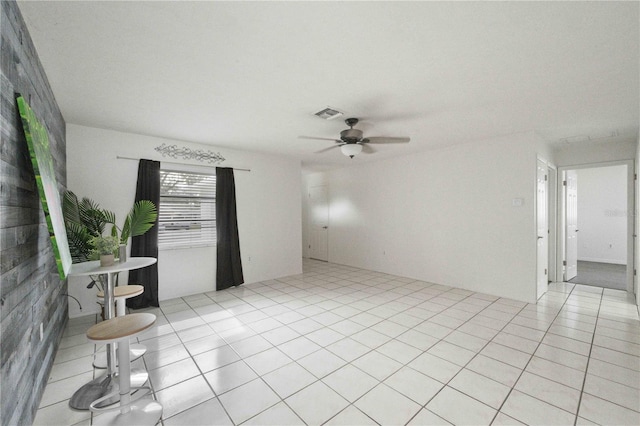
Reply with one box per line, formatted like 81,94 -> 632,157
159,169 -> 216,248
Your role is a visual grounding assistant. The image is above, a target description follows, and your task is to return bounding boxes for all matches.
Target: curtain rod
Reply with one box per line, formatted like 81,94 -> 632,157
116,155 -> 251,172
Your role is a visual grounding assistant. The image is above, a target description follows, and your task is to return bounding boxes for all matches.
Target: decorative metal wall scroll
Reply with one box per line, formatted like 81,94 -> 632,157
154,143 -> 226,164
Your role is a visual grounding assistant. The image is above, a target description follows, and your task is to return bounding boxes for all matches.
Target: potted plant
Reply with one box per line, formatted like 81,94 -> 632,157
63,191 -> 157,289
91,235 -> 120,267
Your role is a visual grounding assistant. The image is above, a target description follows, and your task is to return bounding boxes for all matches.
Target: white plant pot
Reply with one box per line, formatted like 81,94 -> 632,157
100,254 -> 115,267
118,244 -> 127,263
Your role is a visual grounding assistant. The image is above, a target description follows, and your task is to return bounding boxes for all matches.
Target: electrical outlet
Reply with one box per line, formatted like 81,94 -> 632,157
39,323 -> 44,341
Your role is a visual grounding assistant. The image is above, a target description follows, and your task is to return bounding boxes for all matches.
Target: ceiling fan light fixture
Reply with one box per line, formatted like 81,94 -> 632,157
341,143 -> 362,158
302,117 -> 409,158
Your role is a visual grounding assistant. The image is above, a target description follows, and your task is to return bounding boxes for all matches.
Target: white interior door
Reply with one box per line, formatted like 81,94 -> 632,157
565,170 -> 578,281
309,185 -> 328,261
537,159 -> 549,298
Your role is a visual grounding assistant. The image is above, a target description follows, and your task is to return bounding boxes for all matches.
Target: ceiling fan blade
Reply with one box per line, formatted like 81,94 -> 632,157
363,137 -> 410,144
360,143 -> 376,154
299,136 -> 341,143
314,144 -> 343,154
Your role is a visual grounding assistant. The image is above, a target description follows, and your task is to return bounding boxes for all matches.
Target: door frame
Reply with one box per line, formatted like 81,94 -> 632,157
557,160 -> 635,293
536,156 -> 555,299
548,163 -> 558,284
564,169 -> 579,281
534,155 -> 550,300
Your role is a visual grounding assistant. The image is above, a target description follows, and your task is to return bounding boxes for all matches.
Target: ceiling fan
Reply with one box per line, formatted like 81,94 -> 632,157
300,118 -> 410,158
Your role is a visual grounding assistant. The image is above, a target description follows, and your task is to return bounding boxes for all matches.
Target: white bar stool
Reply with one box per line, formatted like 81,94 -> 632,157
87,313 -> 162,426
98,285 -> 144,317
94,285 -> 147,369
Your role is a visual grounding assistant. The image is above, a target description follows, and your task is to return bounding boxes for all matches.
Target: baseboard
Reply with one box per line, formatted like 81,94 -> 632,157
68,306 -> 100,319
577,257 -> 626,265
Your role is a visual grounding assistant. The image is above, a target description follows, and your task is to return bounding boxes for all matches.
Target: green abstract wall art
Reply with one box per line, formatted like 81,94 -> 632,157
17,95 -> 72,279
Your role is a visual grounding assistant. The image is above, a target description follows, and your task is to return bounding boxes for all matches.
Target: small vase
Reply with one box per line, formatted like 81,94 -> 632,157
118,244 -> 127,263
100,254 -> 115,267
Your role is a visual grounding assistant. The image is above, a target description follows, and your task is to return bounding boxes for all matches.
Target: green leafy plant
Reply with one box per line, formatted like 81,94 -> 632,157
90,235 -> 119,256
63,190 -> 158,289
63,192 -> 112,263
63,190 -> 158,262
120,200 -> 158,243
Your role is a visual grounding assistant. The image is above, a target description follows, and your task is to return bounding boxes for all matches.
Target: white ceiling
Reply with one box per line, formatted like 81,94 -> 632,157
18,1 -> 639,172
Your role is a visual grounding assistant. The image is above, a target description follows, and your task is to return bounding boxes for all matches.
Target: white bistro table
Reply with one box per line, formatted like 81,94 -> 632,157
68,257 -> 157,410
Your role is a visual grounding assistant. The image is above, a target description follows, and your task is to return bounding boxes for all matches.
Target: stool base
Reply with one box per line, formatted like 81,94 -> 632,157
69,369 -> 149,411
92,399 -> 162,426
93,344 -> 146,369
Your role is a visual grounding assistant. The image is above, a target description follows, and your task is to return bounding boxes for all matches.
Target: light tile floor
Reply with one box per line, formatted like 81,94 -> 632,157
35,259 -> 640,425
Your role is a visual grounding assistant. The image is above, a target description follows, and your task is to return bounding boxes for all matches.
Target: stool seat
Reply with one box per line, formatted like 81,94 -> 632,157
94,285 -> 147,369
87,313 -> 156,342
86,312 -> 162,425
97,285 -> 144,299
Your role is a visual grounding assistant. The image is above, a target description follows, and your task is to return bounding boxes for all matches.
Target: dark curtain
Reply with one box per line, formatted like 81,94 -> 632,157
127,159 -> 160,308
216,167 -> 244,290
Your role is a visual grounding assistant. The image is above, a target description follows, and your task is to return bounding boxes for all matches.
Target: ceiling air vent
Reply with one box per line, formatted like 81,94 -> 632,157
314,107 -> 343,120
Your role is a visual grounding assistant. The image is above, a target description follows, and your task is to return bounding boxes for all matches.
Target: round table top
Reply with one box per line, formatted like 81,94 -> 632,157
68,257 -> 157,277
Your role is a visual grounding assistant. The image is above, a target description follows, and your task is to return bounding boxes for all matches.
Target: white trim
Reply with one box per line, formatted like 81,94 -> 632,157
577,257 -> 627,265
547,163 -> 558,283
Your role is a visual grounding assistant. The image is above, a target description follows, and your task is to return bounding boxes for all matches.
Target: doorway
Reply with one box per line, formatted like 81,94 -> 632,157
537,159 -> 550,299
537,158 -> 558,300
559,162 -> 634,292
308,185 -> 329,261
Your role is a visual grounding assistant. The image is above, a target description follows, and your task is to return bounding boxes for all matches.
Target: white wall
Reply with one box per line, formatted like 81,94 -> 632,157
576,166 -> 627,264
66,124 -> 302,317
306,132 -> 542,303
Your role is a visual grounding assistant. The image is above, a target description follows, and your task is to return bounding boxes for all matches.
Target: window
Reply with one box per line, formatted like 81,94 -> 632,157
159,169 -> 216,248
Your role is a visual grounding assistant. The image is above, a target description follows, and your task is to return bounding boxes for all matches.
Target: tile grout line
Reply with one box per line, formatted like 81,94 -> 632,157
153,302 -> 237,426
318,293 -> 479,425
205,272 -> 636,424
217,270 -> 456,425
38,262 -> 639,426
487,284 -> 583,425
195,272 -> 486,424
404,295 -> 535,425
159,268 -> 391,425
572,288 -> 603,426
145,278 -> 566,424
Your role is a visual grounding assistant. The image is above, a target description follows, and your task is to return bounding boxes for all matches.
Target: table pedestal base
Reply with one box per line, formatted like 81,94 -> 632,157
69,369 -> 149,410
93,344 -> 146,369
92,400 -> 163,426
